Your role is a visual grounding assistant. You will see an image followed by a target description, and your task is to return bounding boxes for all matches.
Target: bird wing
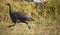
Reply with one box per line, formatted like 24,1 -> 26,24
15,12 -> 30,18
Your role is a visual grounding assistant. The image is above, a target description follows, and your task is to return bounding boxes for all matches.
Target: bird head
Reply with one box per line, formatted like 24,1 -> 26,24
6,3 -> 10,6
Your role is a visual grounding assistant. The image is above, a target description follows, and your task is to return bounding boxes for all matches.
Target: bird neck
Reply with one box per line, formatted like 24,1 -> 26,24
8,5 -> 12,13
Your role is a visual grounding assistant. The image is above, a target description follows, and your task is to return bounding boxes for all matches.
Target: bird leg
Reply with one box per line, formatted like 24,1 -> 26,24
23,22 -> 31,29
8,24 -> 16,27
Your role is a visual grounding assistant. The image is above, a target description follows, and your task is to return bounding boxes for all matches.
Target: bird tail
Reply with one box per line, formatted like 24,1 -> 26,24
30,17 -> 35,21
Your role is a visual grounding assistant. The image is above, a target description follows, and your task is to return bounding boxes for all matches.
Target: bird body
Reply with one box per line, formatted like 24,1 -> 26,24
10,12 -> 33,23
7,3 -> 34,29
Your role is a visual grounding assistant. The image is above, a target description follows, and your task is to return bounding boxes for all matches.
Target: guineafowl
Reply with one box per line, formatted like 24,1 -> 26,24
7,3 -> 34,29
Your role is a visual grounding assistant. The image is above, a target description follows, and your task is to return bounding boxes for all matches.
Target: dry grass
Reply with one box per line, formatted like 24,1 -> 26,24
0,0 -> 60,35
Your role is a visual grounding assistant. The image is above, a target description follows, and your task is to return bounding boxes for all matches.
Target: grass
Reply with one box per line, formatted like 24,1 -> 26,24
0,0 -> 60,35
